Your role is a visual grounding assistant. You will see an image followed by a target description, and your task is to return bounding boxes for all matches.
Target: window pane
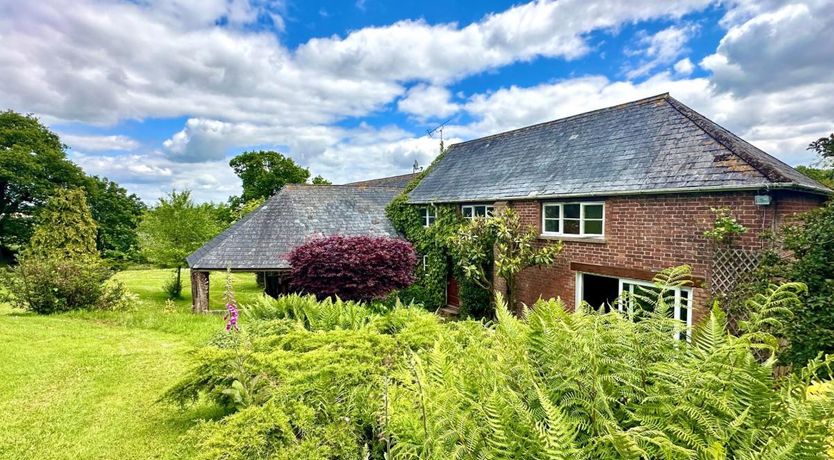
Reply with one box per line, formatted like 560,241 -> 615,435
584,220 -> 603,235
475,206 -> 486,217
462,207 -> 472,218
584,204 -> 603,219
564,219 -> 580,234
544,205 -> 560,219
544,219 -> 560,233
564,204 -> 580,219
485,206 -> 494,217
428,216 -> 436,225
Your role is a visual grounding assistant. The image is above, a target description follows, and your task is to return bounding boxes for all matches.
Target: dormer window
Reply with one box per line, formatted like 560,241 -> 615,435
542,202 -> 604,237
461,204 -> 494,219
420,207 -> 436,227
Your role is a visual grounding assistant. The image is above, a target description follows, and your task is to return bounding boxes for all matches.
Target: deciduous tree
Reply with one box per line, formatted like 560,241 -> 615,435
0,111 -> 85,254
138,190 -> 221,297
229,150 -> 310,202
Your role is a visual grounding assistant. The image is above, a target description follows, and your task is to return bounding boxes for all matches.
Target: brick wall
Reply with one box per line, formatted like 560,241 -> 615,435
488,190 -> 826,322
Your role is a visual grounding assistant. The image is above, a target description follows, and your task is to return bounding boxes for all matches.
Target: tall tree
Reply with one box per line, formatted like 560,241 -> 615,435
0,111 -> 85,254
798,133 -> 834,189
85,176 -> 146,261
138,190 -> 221,296
311,175 -> 331,185
27,188 -> 98,259
229,150 -> 310,202
808,133 -> 834,161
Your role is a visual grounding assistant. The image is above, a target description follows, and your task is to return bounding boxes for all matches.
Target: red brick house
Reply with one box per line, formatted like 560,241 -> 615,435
408,94 -> 831,324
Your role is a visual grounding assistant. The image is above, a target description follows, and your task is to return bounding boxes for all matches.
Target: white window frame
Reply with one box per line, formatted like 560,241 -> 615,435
422,255 -> 429,272
420,206 -> 436,227
575,272 -> 692,340
461,204 -> 494,220
541,202 -> 604,237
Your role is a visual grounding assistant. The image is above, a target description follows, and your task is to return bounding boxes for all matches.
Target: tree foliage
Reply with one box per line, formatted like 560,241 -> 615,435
778,200 -> 834,367
85,175 -> 146,261
809,133 -> 834,162
0,110 -> 85,253
0,188 -> 125,313
449,208 -> 562,308
0,110 -> 146,261
27,188 -> 98,258
229,150 -> 310,202
288,235 -> 417,301
138,190 -> 221,297
311,175 -> 331,185
167,273 -> 834,459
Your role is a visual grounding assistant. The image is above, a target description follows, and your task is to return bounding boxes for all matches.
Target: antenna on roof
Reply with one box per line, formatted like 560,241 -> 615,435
412,160 -> 423,173
426,117 -> 452,153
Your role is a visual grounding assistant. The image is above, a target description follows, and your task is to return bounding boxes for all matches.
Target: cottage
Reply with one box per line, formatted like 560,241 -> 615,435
186,173 -> 416,311
408,93 -> 830,323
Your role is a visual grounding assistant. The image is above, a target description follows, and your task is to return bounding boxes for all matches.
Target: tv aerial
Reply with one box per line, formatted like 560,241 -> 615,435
426,117 -> 453,153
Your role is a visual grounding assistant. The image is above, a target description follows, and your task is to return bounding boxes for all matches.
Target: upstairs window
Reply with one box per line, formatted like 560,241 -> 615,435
541,202 -> 604,237
420,207 -> 436,227
461,204 -> 494,219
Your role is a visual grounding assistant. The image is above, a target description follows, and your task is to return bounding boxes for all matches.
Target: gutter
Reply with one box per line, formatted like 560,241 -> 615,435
407,182 -> 833,205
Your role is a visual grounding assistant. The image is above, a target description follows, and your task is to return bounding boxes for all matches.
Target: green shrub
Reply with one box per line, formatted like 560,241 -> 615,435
0,188 -> 128,314
168,282 -> 834,460
0,255 -> 124,314
780,200 -> 834,367
162,269 -> 183,299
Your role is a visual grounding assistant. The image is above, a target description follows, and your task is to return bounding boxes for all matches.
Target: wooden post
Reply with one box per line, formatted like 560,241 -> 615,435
191,270 -> 210,313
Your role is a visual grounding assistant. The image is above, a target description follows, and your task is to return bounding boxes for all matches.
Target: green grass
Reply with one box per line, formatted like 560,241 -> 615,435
0,268 -> 262,459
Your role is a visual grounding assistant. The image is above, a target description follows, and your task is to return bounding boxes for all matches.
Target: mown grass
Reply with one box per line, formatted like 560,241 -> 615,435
0,268 -> 262,460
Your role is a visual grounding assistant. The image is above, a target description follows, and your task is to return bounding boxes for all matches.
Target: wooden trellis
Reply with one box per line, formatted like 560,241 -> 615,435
711,247 -> 762,295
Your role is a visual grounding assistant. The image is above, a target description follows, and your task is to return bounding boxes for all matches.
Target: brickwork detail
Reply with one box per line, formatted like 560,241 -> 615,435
492,190 -> 825,324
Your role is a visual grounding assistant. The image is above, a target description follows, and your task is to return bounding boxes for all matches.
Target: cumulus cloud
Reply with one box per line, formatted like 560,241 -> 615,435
673,57 -> 695,76
61,133 -> 139,151
702,0 -> 834,96
4,0 -> 832,202
70,150 -> 241,203
397,85 -> 460,120
625,24 -> 698,79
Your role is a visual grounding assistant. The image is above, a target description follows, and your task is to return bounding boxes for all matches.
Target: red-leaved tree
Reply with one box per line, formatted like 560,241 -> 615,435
288,235 -> 416,301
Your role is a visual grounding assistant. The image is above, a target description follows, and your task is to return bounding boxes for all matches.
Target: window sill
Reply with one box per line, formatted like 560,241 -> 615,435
539,234 -> 607,244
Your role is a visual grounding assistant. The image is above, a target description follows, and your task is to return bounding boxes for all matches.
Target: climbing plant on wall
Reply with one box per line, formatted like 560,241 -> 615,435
386,152 -> 494,317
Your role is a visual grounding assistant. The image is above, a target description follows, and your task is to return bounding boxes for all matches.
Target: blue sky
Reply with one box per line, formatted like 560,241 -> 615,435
1,0 -> 833,202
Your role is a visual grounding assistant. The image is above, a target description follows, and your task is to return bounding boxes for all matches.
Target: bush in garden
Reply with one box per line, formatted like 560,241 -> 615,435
167,271 -> 834,459
0,188 -> 127,314
288,235 -> 416,301
779,200 -> 834,367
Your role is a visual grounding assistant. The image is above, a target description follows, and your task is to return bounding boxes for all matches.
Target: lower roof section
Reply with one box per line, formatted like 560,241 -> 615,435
187,184 -> 403,271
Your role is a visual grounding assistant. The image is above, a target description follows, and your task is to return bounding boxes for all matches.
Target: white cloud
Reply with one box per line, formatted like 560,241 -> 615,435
4,0 -> 832,202
703,0 -> 834,95
70,150 -> 241,203
397,85 -> 459,120
673,57 -> 694,76
61,133 -> 139,151
0,0 -> 713,128
296,0 -> 712,84
625,24 -> 698,79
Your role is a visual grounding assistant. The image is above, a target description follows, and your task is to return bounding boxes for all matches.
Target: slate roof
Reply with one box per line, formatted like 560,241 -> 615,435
346,172 -> 419,188
187,184 -> 404,270
409,94 -> 830,204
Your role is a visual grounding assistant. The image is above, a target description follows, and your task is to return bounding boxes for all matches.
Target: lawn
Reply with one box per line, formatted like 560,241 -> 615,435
0,268 -> 262,460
